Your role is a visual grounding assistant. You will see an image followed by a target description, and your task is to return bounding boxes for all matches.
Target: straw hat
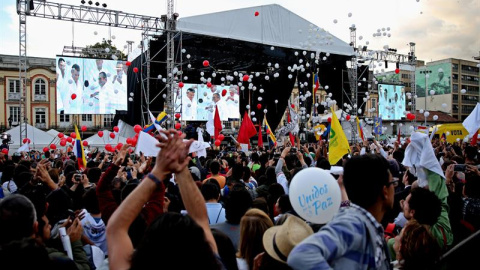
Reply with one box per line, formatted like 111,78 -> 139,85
262,215 -> 314,263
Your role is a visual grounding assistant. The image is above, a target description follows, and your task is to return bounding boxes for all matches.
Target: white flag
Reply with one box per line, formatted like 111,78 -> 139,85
17,143 -> 30,153
135,131 -> 161,157
463,102 -> 480,135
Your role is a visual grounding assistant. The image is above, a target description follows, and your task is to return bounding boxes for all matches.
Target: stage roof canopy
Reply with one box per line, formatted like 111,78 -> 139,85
177,4 -> 354,57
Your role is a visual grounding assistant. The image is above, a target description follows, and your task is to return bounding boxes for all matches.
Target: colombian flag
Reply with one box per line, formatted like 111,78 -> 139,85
264,117 -> 277,147
144,111 -> 167,133
313,72 -> 319,98
74,125 -> 87,171
356,117 -> 365,141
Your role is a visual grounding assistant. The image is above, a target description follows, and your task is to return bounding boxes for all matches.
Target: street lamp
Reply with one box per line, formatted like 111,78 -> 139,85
419,69 -> 432,126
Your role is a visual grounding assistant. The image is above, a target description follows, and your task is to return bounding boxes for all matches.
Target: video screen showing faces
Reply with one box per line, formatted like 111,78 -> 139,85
56,56 -> 128,114
378,84 -> 406,120
173,83 -> 240,121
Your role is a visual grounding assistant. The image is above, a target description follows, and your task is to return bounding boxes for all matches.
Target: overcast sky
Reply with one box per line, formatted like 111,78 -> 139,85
1,0 -> 479,64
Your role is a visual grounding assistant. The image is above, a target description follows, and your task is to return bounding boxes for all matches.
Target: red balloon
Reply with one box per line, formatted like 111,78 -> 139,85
133,67 -> 139,73
71,93 -> 77,100
1,148 -> 8,154
218,134 -> 225,141
175,123 -> 181,130
113,126 -> 119,132
98,131 -> 104,137
134,125 -> 142,133
126,138 -> 133,144
291,104 -> 295,109
175,113 -> 181,119
82,140 -> 89,147
126,61 -> 131,66
105,144 -> 113,152
22,138 -> 30,144
346,115 -> 351,121
178,82 -> 184,88
222,89 -> 227,97
395,68 -> 400,74
207,82 -> 212,88
58,132 -> 64,138
214,139 -> 221,147
131,137 -> 138,147
243,75 -> 250,81
66,137 -> 73,143
254,11 -> 259,16
257,104 -> 262,110
81,126 -> 87,132
110,132 -> 116,139
327,117 -> 332,123
116,143 -> 123,150
43,147 -> 49,153
50,144 -> 57,150
203,60 -> 210,67
177,131 -> 183,136
60,140 -> 67,147
70,132 -> 76,139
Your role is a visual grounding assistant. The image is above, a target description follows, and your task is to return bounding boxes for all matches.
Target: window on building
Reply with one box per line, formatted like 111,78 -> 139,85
9,107 -> 20,123
453,84 -> 458,91
103,114 -> 114,127
35,108 -> 46,124
82,114 -> 93,122
8,79 -> 20,93
453,94 -> 458,101
34,78 -> 47,95
59,111 -> 70,122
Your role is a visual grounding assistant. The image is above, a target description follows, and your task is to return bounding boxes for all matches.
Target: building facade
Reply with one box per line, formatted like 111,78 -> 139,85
416,58 -> 479,121
0,54 -> 115,133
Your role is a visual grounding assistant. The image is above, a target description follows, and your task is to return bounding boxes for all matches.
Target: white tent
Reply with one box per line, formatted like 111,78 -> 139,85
5,124 -> 56,152
46,129 -> 60,137
83,130 -> 128,151
177,4 -> 354,57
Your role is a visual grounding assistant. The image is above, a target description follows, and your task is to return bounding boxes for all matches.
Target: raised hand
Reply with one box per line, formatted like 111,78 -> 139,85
152,129 -> 193,176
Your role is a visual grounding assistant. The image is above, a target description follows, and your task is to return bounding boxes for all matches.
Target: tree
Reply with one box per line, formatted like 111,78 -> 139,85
81,39 -> 127,60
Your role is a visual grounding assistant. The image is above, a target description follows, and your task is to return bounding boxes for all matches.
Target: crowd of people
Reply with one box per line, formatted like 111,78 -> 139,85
0,128 -> 479,269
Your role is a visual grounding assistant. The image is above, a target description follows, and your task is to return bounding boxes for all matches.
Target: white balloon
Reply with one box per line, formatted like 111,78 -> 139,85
424,111 -> 430,117
446,131 -> 450,136
94,31 -> 98,35
348,12 -> 352,17
275,100 -> 279,104
433,115 -> 438,121
429,90 -> 435,95
442,103 -> 447,108
333,19 -> 338,24
105,47 -> 110,53
461,89 -> 467,94
251,111 -> 255,116
246,105 -> 250,110
289,168 -> 341,224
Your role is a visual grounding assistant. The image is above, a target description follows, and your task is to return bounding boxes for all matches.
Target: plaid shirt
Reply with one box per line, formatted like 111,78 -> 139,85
288,203 -> 392,270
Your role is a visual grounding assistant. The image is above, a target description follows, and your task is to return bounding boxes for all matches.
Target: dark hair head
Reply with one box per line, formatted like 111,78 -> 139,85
201,181 -> 221,201
87,167 -> 102,184
251,152 -> 259,163
58,58 -> 65,65
242,166 -> 251,182
343,154 -> 390,209
1,164 -> 15,183
464,146 -> 478,161
277,194 -> 293,214
252,197 -> 269,215
238,209 -> 273,269
0,194 -> 37,245
265,167 -> 277,186
408,188 -> 442,226
45,188 -> 73,225
225,184 -> 253,224
211,229 -> 239,270
130,213 -> 221,270
210,160 -> 221,174
71,64 -> 80,72
187,88 -> 195,93
99,71 -> 107,78
82,188 -> 100,214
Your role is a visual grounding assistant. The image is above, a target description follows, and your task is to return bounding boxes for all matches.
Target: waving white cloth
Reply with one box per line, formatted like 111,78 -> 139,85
402,132 -> 445,187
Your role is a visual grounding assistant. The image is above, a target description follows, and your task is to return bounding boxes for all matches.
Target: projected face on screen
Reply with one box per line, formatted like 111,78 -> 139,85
173,83 -> 240,121
378,84 -> 406,120
56,56 -> 128,115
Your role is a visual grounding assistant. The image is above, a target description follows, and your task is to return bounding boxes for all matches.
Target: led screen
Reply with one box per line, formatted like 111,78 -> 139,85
378,84 -> 406,120
56,56 -> 128,114
173,83 -> 240,121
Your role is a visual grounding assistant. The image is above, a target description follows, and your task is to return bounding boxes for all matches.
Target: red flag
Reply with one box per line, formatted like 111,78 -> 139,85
214,105 -> 222,140
287,108 -> 295,145
237,111 -> 257,144
471,130 -> 479,146
258,125 -> 263,148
